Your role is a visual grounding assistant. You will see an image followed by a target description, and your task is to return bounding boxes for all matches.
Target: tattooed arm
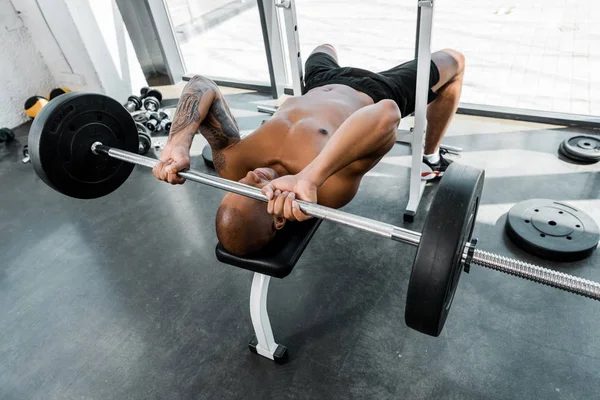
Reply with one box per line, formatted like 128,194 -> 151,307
169,75 -> 240,149
153,75 -> 241,184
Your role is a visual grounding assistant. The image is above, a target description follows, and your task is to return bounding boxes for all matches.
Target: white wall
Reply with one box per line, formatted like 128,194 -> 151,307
0,0 -> 56,128
1,0 -> 148,128
65,0 -> 148,99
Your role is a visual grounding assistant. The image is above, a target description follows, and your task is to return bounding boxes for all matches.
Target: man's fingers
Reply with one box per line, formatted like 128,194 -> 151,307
273,191 -> 288,217
167,172 -> 185,185
283,192 -> 296,221
267,198 -> 274,215
292,200 -> 311,221
166,160 -> 189,174
268,190 -> 280,214
152,162 -> 163,179
159,160 -> 172,181
262,185 -> 274,200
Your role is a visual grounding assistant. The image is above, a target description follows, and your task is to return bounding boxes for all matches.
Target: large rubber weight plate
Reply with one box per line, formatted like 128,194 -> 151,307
29,92 -> 139,199
405,163 -> 485,337
562,136 -> 600,162
506,199 -> 599,261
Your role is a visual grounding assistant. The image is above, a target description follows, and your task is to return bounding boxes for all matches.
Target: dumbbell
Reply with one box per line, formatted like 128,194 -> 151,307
140,87 -> 150,99
145,111 -> 172,133
145,112 -> 160,132
158,111 -> 172,132
135,122 -> 152,155
124,95 -> 143,113
143,89 -> 163,112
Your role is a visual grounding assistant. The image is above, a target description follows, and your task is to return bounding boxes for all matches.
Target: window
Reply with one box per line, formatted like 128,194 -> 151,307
164,0 -> 271,82
432,1 -> 598,115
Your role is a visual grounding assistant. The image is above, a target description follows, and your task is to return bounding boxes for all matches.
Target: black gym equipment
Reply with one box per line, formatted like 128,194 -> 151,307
28,92 -> 138,199
0,127 -> 15,143
143,89 -> 163,112
506,199 -> 599,261
49,88 -> 70,101
140,87 -> 150,99
135,123 -> 152,155
406,163 -> 483,336
145,111 -> 171,133
158,111 -> 172,132
124,95 -> 143,113
558,135 -> 600,163
145,112 -> 160,132
24,96 -> 48,119
138,132 -> 152,155
26,92 -> 600,338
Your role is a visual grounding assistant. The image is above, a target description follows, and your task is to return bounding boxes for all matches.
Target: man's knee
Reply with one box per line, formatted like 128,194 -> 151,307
441,49 -> 465,77
311,44 -> 338,61
431,49 -> 465,91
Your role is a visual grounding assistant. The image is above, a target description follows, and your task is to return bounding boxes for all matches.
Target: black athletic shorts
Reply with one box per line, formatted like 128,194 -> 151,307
302,52 -> 441,117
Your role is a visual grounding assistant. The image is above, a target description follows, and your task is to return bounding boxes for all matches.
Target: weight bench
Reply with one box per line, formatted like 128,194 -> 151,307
215,218 -> 322,363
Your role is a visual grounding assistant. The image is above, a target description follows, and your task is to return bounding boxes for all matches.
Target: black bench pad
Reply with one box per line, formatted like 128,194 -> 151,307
215,219 -> 322,278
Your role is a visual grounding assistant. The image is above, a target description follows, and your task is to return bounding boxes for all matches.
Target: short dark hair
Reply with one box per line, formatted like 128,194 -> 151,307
215,203 -> 275,256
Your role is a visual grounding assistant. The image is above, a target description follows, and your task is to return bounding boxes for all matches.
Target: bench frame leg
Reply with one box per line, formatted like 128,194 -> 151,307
248,272 -> 288,363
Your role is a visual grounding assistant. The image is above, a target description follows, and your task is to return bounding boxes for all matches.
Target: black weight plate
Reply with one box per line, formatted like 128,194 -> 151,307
138,133 -> 152,155
562,136 -> 600,161
506,199 -> 599,261
202,144 -> 214,169
406,163 -> 485,337
28,92 -> 139,199
558,141 -> 595,164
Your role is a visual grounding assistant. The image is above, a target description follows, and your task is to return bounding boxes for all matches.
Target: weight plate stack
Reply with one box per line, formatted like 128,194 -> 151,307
558,135 -> 600,163
506,199 -> 600,261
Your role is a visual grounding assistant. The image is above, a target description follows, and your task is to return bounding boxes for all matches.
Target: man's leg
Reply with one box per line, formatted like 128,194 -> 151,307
309,44 -> 338,61
424,49 -> 465,157
303,44 -> 341,95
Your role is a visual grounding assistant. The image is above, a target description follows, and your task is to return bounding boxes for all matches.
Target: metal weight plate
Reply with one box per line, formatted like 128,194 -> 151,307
562,136 -> 600,162
405,163 -> 485,337
506,199 -> 599,261
28,92 -> 139,199
558,140 -> 595,164
138,133 -> 152,155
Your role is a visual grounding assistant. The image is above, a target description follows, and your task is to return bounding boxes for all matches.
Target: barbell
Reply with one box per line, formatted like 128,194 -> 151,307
28,92 -> 600,337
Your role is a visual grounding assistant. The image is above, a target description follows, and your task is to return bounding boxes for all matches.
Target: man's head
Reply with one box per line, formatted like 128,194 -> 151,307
216,168 -> 286,256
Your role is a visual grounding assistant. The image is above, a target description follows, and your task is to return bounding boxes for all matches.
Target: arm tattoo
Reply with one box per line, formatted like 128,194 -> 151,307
169,91 -> 202,136
169,76 -> 240,157
169,76 -> 212,139
199,96 -> 240,151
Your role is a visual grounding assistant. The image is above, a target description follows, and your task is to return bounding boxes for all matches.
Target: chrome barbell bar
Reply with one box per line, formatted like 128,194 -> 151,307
92,142 -> 600,301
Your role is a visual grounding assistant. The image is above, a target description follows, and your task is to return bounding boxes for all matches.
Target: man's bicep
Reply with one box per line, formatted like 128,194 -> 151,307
200,94 -> 241,150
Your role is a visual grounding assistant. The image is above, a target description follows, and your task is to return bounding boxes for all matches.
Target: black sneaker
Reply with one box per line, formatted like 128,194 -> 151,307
423,149 -> 454,180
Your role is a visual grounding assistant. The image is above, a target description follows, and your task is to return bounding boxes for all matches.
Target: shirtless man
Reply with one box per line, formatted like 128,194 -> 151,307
153,45 -> 465,255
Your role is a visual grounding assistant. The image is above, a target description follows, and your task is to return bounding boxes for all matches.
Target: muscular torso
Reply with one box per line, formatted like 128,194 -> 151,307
220,84 -> 376,208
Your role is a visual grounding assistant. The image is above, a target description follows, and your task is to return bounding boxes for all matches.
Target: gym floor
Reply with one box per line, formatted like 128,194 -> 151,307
1,88 -> 600,400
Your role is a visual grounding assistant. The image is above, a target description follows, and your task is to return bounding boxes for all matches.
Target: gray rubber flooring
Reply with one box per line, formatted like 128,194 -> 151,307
1,90 -> 599,399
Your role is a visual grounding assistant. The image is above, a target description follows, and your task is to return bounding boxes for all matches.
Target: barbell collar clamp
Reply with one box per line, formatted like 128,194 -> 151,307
463,238 -> 478,273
